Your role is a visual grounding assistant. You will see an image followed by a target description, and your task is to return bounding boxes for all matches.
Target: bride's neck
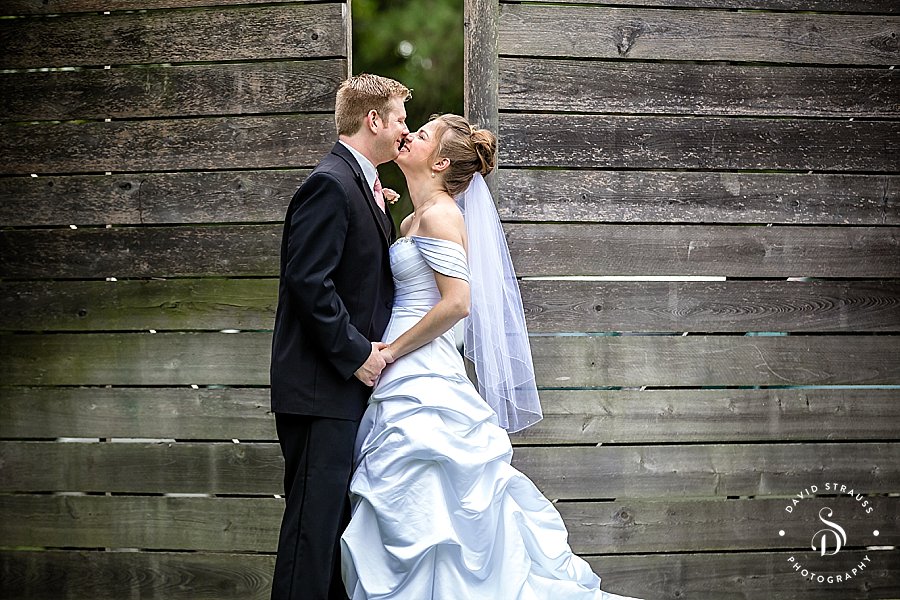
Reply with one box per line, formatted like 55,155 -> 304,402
406,173 -> 445,211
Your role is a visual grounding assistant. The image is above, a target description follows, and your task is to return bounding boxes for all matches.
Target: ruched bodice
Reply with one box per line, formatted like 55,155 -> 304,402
390,236 -> 469,312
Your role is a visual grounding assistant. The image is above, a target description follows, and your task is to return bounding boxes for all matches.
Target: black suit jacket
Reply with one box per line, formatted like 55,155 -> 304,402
270,142 -> 396,420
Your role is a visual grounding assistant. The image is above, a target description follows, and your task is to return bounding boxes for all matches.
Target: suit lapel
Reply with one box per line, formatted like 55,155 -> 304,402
331,143 -> 392,245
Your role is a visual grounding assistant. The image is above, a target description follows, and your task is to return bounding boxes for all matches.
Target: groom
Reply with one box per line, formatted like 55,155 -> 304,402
270,74 -> 411,600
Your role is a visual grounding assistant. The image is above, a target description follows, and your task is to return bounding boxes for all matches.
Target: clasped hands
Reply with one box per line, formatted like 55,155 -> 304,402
353,342 -> 396,387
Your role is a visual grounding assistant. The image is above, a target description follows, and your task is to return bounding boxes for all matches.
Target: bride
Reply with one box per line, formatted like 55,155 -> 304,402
340,114 -> 644,600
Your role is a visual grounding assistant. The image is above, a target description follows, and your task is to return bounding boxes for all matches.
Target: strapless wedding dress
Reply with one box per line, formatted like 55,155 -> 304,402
341,236 -> 643,600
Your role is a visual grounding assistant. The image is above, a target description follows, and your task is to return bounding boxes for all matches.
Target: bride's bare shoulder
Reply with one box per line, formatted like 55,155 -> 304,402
417,199 -> 465,246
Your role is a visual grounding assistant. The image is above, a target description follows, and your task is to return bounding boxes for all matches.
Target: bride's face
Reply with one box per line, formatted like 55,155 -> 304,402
395,120 -> 442,173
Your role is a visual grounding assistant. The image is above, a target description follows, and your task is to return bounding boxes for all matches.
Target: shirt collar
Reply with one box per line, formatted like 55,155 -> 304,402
338,140 -> 378,194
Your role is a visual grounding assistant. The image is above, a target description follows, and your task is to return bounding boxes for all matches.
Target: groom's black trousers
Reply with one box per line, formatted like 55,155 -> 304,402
272,414 -> 359,600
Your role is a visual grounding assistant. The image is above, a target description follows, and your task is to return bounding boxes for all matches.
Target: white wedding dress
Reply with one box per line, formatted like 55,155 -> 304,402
341,236 -> 643,600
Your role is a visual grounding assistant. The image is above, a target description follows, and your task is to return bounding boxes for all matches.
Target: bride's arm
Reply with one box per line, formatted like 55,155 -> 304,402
384,204 -> 470,362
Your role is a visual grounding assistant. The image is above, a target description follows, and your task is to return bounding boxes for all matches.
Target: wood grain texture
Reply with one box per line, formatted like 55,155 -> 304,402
499,5 -> 900,65
1,550 -> 897,600
519,279 -> 900,333
502,0 -> 900,11
0,170 -> 306,226
0,550 -> 276,600
0,225 -> 281,279
4,278 -> 898,333
4,386 -> 898,445
498,170 -> 900,225
504,223 -> 900,278
0,60 -> 345,121
588,550 -> 900,600
514,389 -> 900,444
0,4 -> 345,68
0,387 -> 275,440
499,114 -> 899,171
500,58 -> 899,118
2,440 -> 898,497
0,279 -> 279,331
2,0 -> 330,15
0,494 -> 895,554
4,223 -> 898,280
0,114 -> 334,175
2,332 -> 898,387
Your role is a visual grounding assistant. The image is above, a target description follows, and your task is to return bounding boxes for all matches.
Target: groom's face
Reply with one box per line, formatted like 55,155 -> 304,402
375,97 -> 409,163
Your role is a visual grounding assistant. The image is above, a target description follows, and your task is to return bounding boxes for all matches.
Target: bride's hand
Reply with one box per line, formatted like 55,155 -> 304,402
379,344 -> 395,364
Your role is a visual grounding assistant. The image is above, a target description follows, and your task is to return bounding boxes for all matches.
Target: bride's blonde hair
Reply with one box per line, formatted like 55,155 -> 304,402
429,114 -> 496,197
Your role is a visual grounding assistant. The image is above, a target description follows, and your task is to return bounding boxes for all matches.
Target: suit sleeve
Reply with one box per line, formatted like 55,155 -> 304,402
283,172 -> 372,380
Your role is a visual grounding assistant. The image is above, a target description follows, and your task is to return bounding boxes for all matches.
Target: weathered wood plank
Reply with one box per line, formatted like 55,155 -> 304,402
2,549 -> 895,600
0,226 -> 281,279
1,494 -> 895,555
2,441 -> 898,498
519,279 -> 900,333
0,387 -> 275,440
0,60 -> 344,122
501,0 -> 900,12
0,4 -> 345,69
4,278 -> 899,333
2,332 -> 898,386
0,279 -> 279,331
498,171 -> 900,225
4,223 -> 898,280
499,5 -> 900,65
0,170 -> 305,226
505,223 -> 900,278
0,114 -> 334,175
588,550 -> 900,600
3,0 -> 332,15
0,550 -> 276,600
500,58 -> 899,118
0,495 -> 280,552
5,387 -> 897,444
499,114 -> 899,172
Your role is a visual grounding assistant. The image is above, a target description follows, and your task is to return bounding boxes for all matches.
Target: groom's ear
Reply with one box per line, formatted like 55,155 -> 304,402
366,110 -> 379,134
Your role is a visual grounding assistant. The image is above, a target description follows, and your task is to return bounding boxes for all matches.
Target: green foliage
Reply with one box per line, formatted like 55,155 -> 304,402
352,0 -> 464,222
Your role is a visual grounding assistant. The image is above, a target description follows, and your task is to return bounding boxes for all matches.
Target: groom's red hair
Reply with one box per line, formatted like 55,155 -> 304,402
335,74 -> 411,136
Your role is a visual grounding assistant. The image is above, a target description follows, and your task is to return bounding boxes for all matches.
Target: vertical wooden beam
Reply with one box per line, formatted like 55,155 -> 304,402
464,0 -> 500,195
344,0 -> 353,77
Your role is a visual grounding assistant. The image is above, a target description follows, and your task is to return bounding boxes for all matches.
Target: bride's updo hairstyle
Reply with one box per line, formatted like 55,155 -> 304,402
430,114 -> 497,198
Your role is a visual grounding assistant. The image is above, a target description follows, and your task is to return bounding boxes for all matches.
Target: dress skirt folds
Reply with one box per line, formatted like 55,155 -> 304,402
341,237 -> 643,600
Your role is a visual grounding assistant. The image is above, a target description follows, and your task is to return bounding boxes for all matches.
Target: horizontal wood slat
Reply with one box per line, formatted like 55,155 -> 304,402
499,114 -> 899,171
0,114 -> 334,175
500,0 -> 900,12
519,279 -> 900,333
0,226 -> 281,279
0,170 -> 305,227
0,4 -> 345,69
500,58 -> 898,118
0,387 -> 275,441
3,387 -> 898,444
505,223 -> 900,278
498,5 -> 900,65
515,389 -> 900,444
0,494 -> 895,554
1,60 -> 345,122
3,278 -> 899,333
2,333 -> 898,386
3,223 -> 898,279
0,550 -> 276,600
498,170 -> 900,225
3,0 -> 331,15
1,550 -> 897,600
2,441 -> 898,497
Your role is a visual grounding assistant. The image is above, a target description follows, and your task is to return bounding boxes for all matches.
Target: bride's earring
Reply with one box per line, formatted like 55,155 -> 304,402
431,172 -> 435,178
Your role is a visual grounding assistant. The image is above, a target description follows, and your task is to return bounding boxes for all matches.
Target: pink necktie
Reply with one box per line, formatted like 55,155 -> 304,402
373,175 -> 385,212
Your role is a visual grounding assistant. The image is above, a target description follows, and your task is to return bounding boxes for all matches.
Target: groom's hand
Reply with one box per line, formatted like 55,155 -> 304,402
354,342 -> 388,386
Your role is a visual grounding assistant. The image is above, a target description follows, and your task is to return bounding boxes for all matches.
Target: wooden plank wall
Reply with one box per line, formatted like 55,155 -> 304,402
0,1 -> 348,597
469,0 -> 900,598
